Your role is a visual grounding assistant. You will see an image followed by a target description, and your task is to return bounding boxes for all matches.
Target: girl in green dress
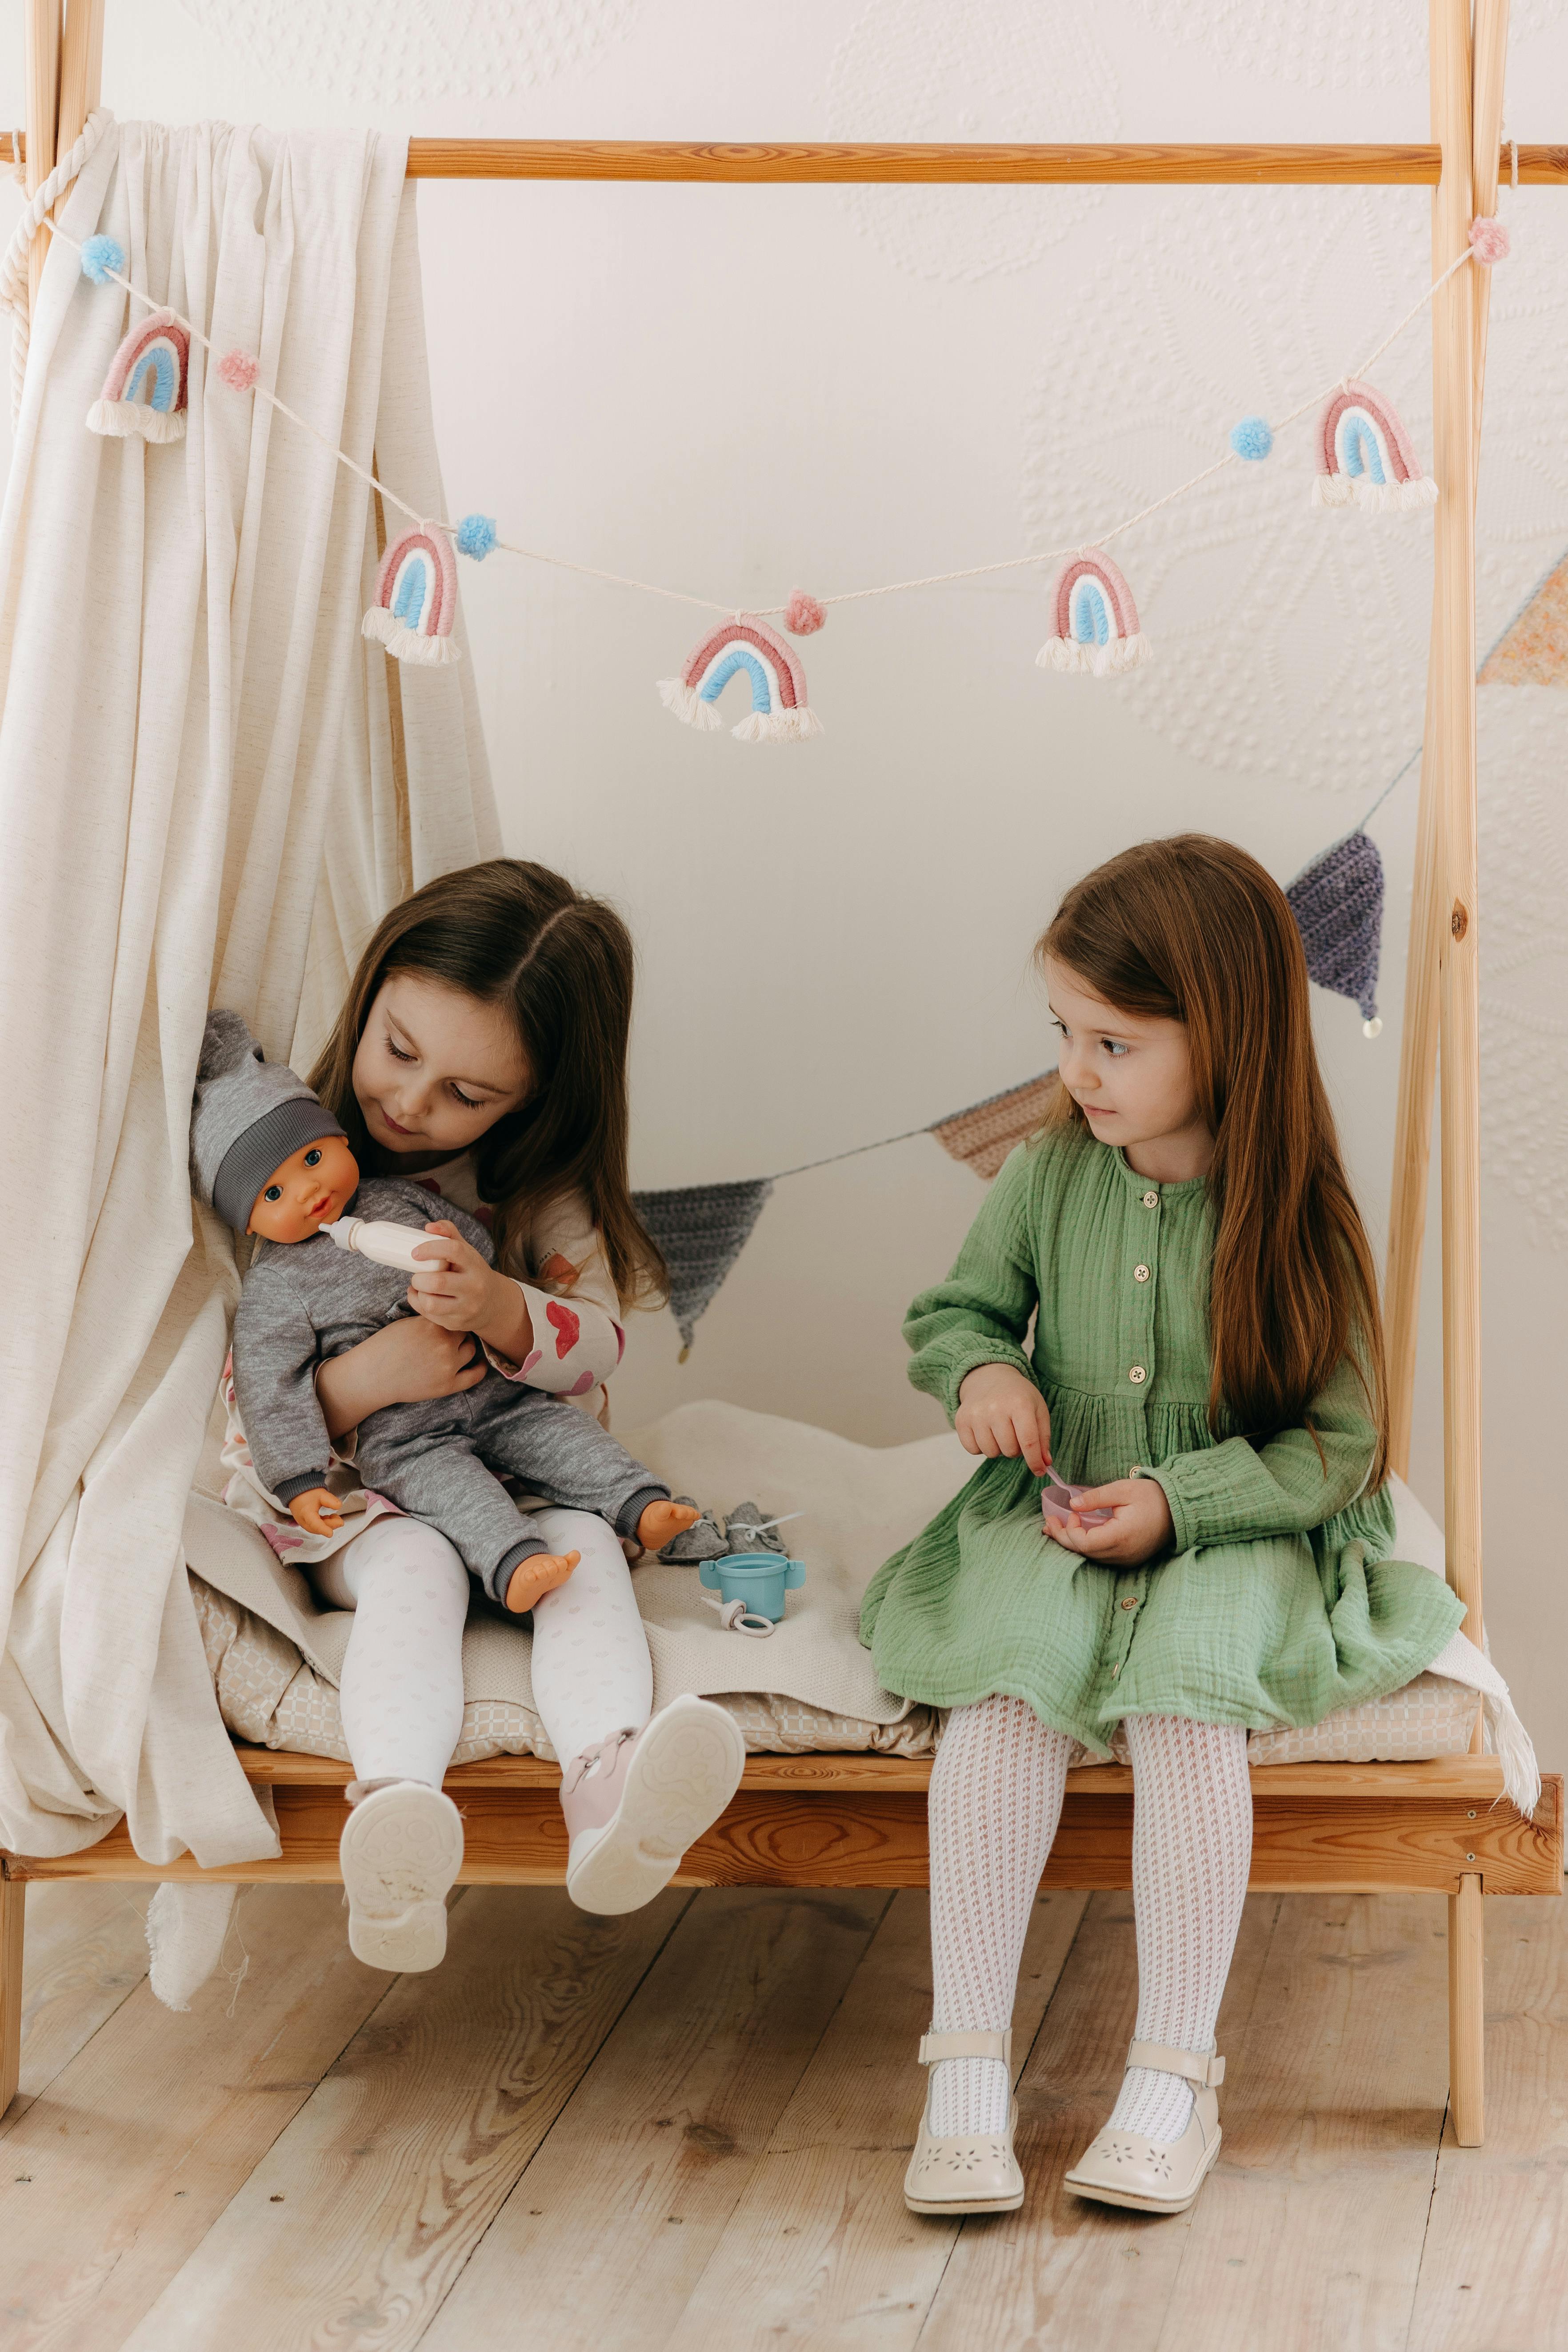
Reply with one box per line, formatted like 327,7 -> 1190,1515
868,835 -> 1464,2222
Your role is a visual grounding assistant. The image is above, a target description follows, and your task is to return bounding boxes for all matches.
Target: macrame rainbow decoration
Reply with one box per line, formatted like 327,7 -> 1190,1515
361,526 -> 461,668
658,614 -> 822,743
1312,380 -> 1438,513
1036,549 -> 1151,676
86,309 -> 189,443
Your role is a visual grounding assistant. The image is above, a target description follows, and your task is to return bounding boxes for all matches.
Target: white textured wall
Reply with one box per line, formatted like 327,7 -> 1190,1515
2,1 -> 1565,1767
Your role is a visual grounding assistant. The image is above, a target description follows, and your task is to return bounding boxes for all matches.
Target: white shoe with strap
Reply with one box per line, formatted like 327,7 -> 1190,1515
903,2029 -> 1025,2216
1064,2039 -> 1226,2215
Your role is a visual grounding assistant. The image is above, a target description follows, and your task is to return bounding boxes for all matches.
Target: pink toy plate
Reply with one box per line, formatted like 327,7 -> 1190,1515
1040,1470 -> 1114,1529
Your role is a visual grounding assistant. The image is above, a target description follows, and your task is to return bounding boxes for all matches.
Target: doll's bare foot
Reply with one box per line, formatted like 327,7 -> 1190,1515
636,1500 -> 700,1554
504,1548 -> 580,1613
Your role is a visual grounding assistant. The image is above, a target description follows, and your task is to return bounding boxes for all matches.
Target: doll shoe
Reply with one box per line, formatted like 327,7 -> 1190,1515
562,1694 -> 746,1916
339,1780 -> 464,1972
904,2030 -> 1025,2216
1064,2040 -> 1225,2216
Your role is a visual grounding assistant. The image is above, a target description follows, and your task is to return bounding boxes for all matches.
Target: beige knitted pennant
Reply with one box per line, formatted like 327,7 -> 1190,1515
928,1071 -> 1059,1180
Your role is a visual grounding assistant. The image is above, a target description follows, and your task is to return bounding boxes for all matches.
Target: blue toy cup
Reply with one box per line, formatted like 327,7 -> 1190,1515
699,1552 -> 806,1624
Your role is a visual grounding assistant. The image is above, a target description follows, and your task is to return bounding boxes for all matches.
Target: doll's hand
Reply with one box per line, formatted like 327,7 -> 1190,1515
289,1487 -> 344,1538
407,1220 -> 509,1336
956,1363 -> 1053,1477
1045,1477 -> 1173,1567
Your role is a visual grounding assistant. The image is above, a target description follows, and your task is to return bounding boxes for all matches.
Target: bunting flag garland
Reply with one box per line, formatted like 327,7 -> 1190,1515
1286,831 -> 1386,1036
633,1075 -> 1060,1354
636,803 -> 1403,1354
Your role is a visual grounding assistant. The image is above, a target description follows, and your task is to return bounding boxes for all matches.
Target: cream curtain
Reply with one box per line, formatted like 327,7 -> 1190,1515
0,121 -> 497,1864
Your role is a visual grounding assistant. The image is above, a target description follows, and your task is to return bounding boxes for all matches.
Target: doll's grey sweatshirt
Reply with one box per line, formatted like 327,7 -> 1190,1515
231,1176 -> 495,1505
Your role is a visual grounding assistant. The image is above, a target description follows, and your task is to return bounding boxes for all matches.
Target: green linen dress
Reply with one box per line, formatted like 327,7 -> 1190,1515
860,1122 -> 1464,1755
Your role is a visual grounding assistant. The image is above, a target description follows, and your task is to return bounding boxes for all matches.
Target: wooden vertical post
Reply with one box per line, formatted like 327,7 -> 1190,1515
1385,0 -> 1509,1486
56,0 -> 106,160
1448,1872 -> 1485,2146
24,0 -> 62,316
0,1870 -> 24,2118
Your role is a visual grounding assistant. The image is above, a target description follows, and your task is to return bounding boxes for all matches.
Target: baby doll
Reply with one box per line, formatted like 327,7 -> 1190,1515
191,1010 -> 695,1609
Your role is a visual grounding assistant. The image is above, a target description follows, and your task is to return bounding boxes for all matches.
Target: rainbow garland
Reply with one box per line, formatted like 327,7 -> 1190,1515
53,208 -> 1510,735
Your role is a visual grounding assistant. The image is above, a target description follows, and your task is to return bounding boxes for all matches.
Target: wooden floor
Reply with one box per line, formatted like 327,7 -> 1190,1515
1,1877 -> 1563,2352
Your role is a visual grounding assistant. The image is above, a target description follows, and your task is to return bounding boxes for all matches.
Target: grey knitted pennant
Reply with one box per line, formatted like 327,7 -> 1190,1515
1286,829 -> 1384,1028
633,1179 -> 775,1356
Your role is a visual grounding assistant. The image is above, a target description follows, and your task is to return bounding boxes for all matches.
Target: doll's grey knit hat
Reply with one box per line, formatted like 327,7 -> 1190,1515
191,1009 -> 346,1231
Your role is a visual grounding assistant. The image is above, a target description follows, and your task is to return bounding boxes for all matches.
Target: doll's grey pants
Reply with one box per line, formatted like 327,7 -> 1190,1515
351,1374 -> 668,1605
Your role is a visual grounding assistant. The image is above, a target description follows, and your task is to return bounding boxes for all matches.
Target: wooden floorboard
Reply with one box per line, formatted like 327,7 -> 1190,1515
910,1889 -> 1279,2352
115,1887 -> 689,2352
672,1888 -> 1090,2352
5,1877 -> 1565,2350
0,1886 -> 397,2352
1404,1894 -> 1568,2351
1155,1892 -> 1450,2352
417,1888 -> 893,2352
1,1884 -> 150,2127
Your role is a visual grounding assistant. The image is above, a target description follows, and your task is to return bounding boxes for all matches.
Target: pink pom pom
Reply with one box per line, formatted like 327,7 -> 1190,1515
784,588 -> 825,635
1468,216 -> 1510,265
217,347 -> 259,391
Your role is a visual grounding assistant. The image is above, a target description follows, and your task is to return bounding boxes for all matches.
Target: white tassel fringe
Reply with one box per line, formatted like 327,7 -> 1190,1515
1424,1626 -> 1541,1819
1313,472 -> 1439,513
730,704 -> 824,743
86,400 -> 186,442
1036,632 -> 1152,677
145,1882 -> 238,2011
361,608 -> 462,666
657,677 -> 724,731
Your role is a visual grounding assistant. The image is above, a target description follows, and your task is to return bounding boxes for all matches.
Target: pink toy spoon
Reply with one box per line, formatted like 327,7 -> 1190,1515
1040,1468 -> 1114,1529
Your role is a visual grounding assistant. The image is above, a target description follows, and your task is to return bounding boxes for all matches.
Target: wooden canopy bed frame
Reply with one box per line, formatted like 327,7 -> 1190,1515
2,0 -> 1562,2151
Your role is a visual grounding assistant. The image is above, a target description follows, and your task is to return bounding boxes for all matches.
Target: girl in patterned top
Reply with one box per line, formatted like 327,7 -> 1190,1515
219,860 -> 744,1971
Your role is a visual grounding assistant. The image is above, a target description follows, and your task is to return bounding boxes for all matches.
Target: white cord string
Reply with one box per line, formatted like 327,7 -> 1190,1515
39,167 -> 1485,623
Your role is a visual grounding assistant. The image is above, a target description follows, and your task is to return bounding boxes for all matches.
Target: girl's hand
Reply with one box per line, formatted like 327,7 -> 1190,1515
956,1363 -> 1053,1476
1046,1477 -> 1173,1567
407,1220 -> 508,1336
314,1317 -> 486,1439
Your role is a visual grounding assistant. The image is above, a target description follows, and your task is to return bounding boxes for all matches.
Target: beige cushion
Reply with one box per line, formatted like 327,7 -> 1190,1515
186,1399 -> 1475,1768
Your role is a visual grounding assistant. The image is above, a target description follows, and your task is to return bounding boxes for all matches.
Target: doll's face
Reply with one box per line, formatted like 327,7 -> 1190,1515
247,1134 -> 360,1243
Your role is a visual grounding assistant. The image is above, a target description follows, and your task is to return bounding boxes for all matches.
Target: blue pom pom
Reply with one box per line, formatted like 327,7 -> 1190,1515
1229,414 -> 1273,462
80,235 -> 125,286
456,512 -> 497,561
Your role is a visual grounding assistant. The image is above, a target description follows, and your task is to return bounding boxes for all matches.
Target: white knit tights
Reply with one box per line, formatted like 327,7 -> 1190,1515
310,1514 -> 471,1790
928,1696 -> 1253,2143
311,1506 -> 656,1790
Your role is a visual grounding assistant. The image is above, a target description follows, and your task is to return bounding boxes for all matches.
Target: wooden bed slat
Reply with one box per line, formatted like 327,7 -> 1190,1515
7,1758 -> 1557,1900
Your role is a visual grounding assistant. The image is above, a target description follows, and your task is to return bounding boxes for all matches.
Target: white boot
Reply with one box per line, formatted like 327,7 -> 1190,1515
561,1696 -> 744,1916
339,1780 -> 464,1972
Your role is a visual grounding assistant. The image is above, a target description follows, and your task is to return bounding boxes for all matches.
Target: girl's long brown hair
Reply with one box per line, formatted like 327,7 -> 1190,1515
310,860 -> 666,1307
1039,834 -> 1388,1480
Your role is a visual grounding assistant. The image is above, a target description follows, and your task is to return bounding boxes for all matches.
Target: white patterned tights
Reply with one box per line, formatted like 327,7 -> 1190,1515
310,1505 -> 655,1792
927,1695 -> 1252,2142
